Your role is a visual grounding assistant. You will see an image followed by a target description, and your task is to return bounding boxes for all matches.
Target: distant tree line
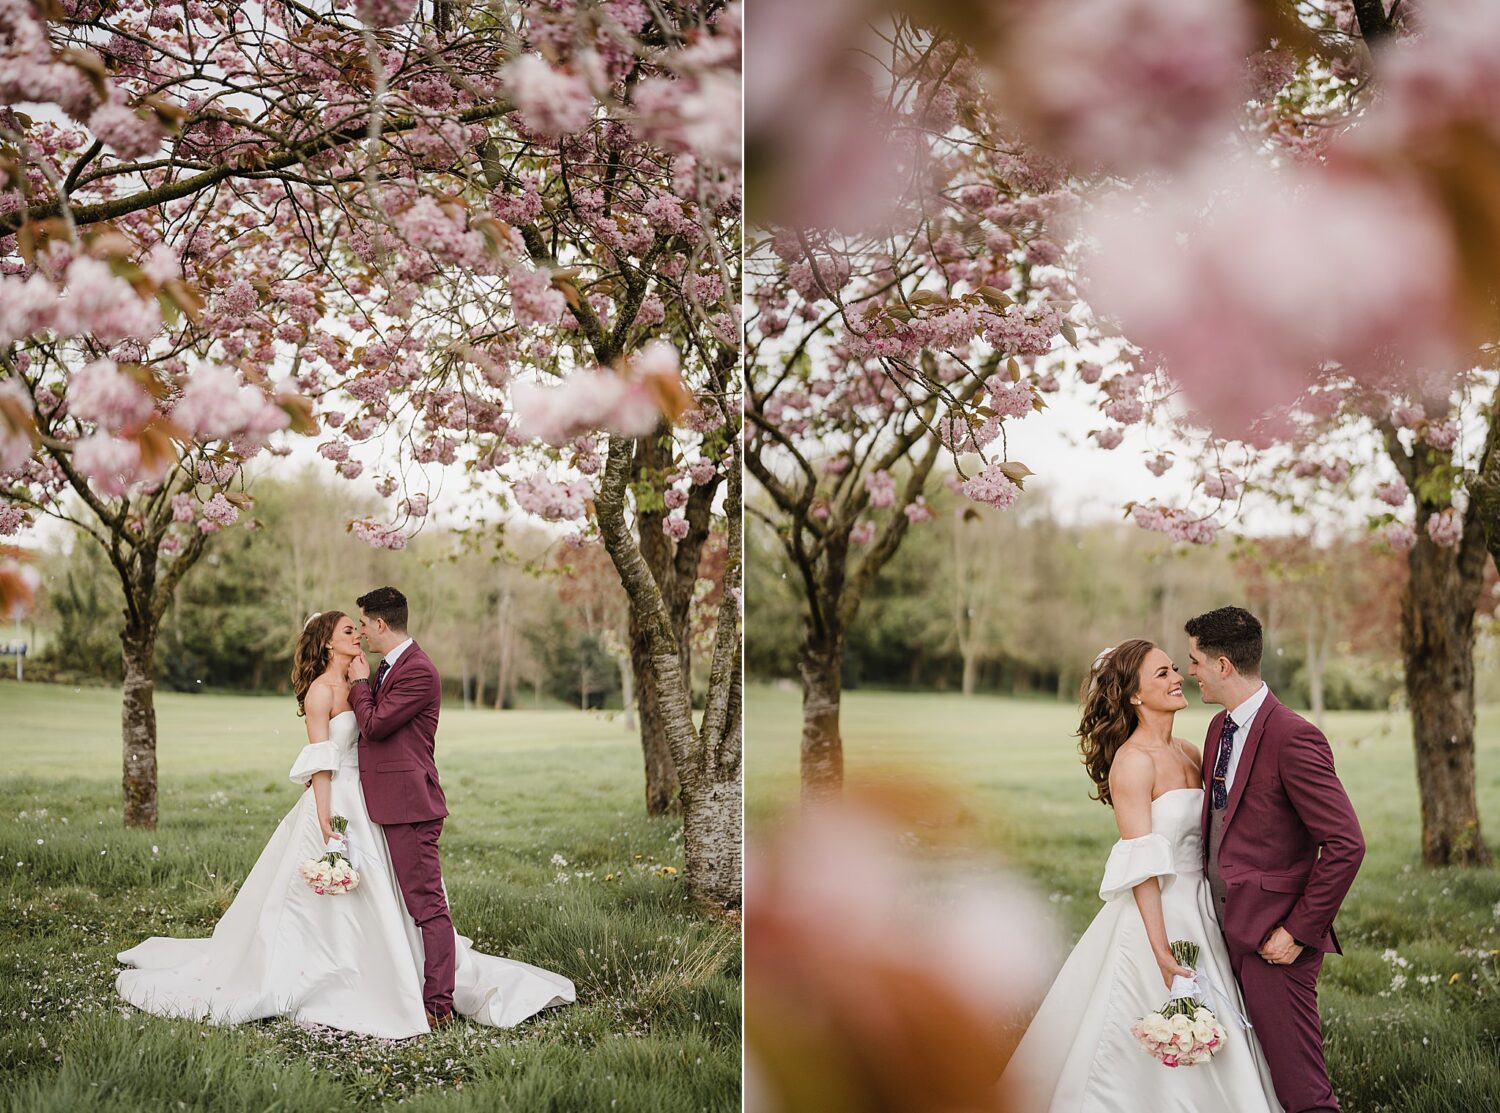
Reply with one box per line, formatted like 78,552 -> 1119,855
748,480 -> 1499,718
29,472 -> 642,712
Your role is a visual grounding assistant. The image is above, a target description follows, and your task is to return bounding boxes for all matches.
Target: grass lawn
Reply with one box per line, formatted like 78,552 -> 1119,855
748,683 -> 1500,1113
0,681 -> 740,1112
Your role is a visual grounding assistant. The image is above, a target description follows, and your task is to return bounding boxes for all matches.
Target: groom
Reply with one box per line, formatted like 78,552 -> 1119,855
1186,606 -> 1364,1113
347,585 -> 455,1030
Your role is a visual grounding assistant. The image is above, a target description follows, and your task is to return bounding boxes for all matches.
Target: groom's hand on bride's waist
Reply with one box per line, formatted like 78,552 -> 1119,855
1258,925 -> 1304,965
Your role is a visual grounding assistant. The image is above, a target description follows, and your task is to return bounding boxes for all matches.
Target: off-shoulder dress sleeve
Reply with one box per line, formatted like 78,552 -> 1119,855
288,741 -> 339,784
1097,832 -> 1175,901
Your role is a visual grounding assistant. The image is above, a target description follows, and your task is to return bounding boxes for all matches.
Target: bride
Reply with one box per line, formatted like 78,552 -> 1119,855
1000,639 -> 1279,1112
117,610 -> 575,1038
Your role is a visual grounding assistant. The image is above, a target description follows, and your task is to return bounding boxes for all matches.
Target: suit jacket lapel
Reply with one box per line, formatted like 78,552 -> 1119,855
376,641 -> 420,699
1201,709 -> 1224,838
1223,690 -> 1278,829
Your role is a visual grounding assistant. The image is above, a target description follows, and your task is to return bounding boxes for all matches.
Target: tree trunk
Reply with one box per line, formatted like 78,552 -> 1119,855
1306,626 -> 1326,729
799,630 -> 844,802
680,769 -> 743,908
631,606 -> 682,815
616,650 -> 637,731
1402,534 -> 1490,866
961,646 -> 978,698
121,623 -> 159,829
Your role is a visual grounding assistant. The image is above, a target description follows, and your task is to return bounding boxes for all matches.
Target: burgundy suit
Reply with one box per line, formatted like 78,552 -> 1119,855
1202,690 -> 1364,1113
350,640 -> 454,1018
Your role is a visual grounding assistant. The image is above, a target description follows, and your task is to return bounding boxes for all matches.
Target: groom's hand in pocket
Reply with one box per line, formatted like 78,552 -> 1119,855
1258,925 -> 1304,965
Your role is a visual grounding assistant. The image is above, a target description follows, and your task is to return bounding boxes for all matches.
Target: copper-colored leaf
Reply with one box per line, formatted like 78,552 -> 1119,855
279,393 -> 320,436
134,419 -> 181,475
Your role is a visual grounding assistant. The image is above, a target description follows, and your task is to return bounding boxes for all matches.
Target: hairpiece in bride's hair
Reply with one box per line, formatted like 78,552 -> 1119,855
303,611 -> 322,631
1086,646 -> 1116,699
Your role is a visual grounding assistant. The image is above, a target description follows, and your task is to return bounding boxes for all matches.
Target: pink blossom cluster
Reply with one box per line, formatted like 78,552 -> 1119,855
1131,503 -> 1220,545
849,519 -> 875,545
171,493 -> 194,523
513,475 -> 595,521
171,366 -> 289,447
0,258 -> 161,347
986,378 -> 1035,421
1095,428 -> 1124,450
349,518 -> 409,551
1375,478 -> 1409,507
197,492 -> 240,534
87,101 -> 166,159
1424,419 -> 1458,451
508,266 -> 568,328
0,0 -> 105,120
960,464 -> 1019,511
394,196 -> 489,270
1201,470 -> 1240,501
903,498 -> 934,524
864,470 -> 896,510
663,514 -> 690,540
503,55 -> 595,138
67,359 -> 155,434
1426,508 -> 1463,549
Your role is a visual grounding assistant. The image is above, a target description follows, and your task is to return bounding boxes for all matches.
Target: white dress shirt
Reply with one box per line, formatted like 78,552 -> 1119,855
379,637 -> 414,676
1221,682 -> 1269,794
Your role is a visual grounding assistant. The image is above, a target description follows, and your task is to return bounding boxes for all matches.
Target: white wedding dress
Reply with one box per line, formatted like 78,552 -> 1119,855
117,711 -> 575,1038
1001,788 -> 1280,1112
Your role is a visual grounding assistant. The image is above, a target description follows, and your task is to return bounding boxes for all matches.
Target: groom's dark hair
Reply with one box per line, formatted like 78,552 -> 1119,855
1185,606 -> 1262,676
357,586 -> 408,632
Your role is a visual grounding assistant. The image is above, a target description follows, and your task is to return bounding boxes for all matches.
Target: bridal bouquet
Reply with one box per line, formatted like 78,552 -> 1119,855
299,815 -> 360,895
1130,941 -> 1228,1068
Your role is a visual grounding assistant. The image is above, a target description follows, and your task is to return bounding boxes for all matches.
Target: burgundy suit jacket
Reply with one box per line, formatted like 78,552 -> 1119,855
350,641 -> 447,825
1201,691 -> 1364,958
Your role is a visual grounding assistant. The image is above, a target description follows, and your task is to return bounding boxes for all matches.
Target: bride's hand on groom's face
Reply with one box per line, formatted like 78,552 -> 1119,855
347,654 -> 370,682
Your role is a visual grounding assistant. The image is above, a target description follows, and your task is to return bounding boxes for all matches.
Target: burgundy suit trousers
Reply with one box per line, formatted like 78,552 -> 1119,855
1236,948 -> 1337,1113
384,817 -> 455,1017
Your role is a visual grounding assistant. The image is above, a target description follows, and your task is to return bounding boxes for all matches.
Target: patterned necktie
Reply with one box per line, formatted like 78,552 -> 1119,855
373,659 -> 390,694
1211,716 -> 1238,810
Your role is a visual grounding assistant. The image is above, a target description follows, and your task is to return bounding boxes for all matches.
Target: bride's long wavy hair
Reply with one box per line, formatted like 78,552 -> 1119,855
1077,638 -> 1157,808
292,611 -> 346,717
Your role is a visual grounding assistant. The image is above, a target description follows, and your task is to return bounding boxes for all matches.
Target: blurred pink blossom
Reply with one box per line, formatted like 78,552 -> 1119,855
1426,508 -> 1463,549
67,359 -> 154,433
72,432 -> 142,497
1085,159 -> 1459,434
503,55 -> 594,138
1378,521 -> 1417,550
1375,478 -> 1410,507
1001,0 -> 1253,173
864,470 -> 896,509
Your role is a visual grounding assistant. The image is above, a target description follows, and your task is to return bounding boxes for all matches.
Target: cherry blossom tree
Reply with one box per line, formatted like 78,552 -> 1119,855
1,0 -> 743,904
746,21 -> 1071,799
749,0 -> 1500,865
